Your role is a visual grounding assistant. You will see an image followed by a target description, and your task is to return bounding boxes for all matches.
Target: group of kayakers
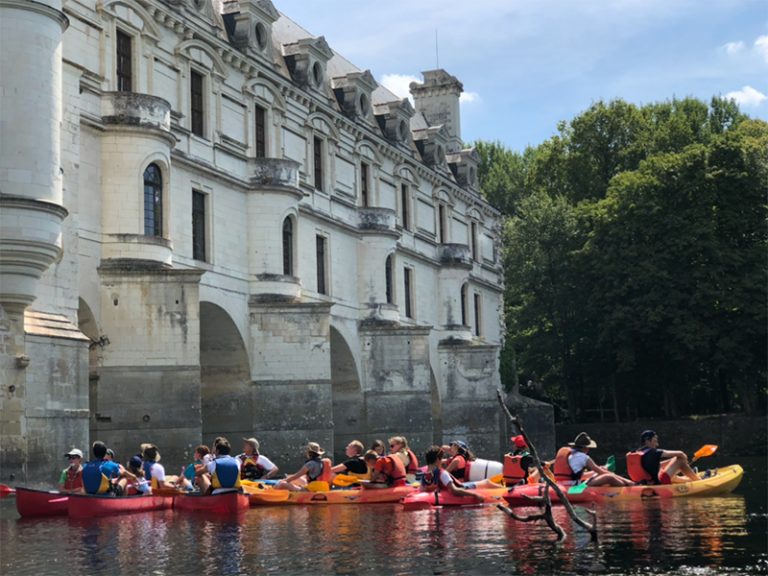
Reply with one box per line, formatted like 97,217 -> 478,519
57,428 -> 699,497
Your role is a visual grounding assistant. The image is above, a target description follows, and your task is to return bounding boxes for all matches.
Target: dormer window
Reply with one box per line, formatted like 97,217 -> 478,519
374,99 -> 414,145
254,22 -> 268,51
332,70 -> 376,122
283,36 -> 333,94
311,62 -> 324,88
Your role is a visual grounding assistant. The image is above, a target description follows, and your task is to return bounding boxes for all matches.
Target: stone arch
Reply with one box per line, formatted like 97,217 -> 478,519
394,163 -> 421,187
100,0 -> 162,40
244,78 -> 286,111
199,301 -> 251,442
330,324 -> 363,462
176,39 -> 228,79
355,141 -> 383,166
306,112 -> 340,141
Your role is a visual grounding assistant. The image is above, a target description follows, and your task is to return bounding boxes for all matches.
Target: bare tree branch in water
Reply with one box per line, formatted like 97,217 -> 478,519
495,389 -> 597,542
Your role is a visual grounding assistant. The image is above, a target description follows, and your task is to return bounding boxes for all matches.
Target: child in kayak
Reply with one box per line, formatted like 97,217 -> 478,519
420,446 -> 484,501
176,444 -> 210,491
126,455 -> 151,495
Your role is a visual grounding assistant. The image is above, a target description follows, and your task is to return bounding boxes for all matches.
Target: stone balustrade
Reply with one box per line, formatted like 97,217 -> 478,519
438,243 -> 472,268
101,92 -> 171,132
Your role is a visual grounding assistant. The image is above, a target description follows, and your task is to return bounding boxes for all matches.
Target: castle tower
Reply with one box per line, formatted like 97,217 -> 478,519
410,69 -> 464,154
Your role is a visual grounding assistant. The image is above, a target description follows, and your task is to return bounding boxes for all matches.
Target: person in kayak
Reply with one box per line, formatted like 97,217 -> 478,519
82,441 -> 126,495
238,438 -> 280,481
200,438 -> 242,494
331,440 -> 370,480
59,448 -> 85,494
503,435 -> 536,486
629,430 -> 699,484
389,436 -> 419,479
553,432 -> 634,487
368,451 -> 408,488
420,446 -> 484,502
126,455 -> 151,495
445,440 -> 475,481
141,445 -> 179,491
276,442 -> 332,491
370,439 -> 386,456
177,444 -> 210,491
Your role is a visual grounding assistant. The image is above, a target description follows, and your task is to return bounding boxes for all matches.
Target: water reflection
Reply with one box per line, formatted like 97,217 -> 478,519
0,494 -> 764,576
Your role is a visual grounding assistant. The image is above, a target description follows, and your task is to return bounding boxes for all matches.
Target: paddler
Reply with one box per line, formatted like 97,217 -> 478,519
82,441 -> 128,495
331,440 -> 369,480
177,444 -> 210,491
200,438 -> 242,494
503,435 -> 536,486
59,448 -> 85,494
276,442 -> 332,492
369,439 -> 386,456
368,449 -> 407,488
444,440 -> 474,482
238,438 -> 280,480
420,446 -> 484,502
629,430 -> 699,484
141,444 -> 179,491
388,436 -> 420,480
552,432 -> 633,487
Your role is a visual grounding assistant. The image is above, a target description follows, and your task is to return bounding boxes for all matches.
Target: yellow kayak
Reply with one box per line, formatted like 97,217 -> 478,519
504,465 -> 744,506
245,482 -> 415,505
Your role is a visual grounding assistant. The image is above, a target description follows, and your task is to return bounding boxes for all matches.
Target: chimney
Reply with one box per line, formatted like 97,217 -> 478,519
409,69 -> 463,153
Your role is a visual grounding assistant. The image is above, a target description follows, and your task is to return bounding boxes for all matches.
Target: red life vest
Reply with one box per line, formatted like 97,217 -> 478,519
503,454 -> 527,485
626,451 -> 653,483
405,448 -> 420,473
447,454 -> 467,481
63,467 -> 83,492
553,447 -> 581,482
307,457 -> 333,483
375,456 -> 407,487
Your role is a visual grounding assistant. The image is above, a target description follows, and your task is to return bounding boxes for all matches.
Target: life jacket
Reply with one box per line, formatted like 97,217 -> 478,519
346,457 -> 371,480
420,468 -> 439,492
376,455 -> 407,487
405,448 -> 420,473
447,455 -> 467,481
239,454 -> 266,480
82,459 -> 113,495
503,454 -> 528,486
63,467 -> 83,491
553,447 -> 582,482
305,457 -> 333,483
626,450 -> 654,484
211,456 -> 242,490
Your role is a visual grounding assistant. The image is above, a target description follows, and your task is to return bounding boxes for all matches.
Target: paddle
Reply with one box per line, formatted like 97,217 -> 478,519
567,481 -> 589,495
489,473 -> 503,484
333,474 -> 362,487
605,455 -> 616,473
691,444 -> 718,463
0,484 -> 15,498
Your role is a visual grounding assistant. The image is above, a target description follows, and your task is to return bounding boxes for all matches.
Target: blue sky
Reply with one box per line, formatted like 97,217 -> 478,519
275,0 -> 768,152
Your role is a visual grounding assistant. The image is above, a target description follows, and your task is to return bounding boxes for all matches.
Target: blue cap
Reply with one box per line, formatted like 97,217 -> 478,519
451,440 -> 468,451
129,455 -> 143,468
640,430 -> 657,443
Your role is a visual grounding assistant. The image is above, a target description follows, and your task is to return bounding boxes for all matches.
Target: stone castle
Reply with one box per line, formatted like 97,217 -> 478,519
0,0 -> 511,480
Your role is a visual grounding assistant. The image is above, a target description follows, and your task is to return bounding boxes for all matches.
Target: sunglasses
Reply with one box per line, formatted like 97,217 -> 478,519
390,444 -> 398,448
67,455 -> 80,460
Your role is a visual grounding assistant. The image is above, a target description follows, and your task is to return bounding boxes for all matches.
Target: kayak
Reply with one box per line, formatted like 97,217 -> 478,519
68,493 -> 174,518
174,491 -> 250,513
247,485 -> 416,505
402,486 -> 509,510
15,488 -> 68,517
504,465 -> 744,506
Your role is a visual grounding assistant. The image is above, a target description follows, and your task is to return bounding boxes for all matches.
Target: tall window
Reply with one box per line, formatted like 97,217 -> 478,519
192,191 -> 207,261
438,204 -> 447,243
255,104 -> 267,158
385,255 -> 394,304
360,162 -> 370,207
400,184 -> 411,231
470,222 -> 479,260
403,267 -> 413,319
116,30 -> 132,92
316,235 -> 327,294
474,293 -> 482,337
143,164 -> 163,237
313,136 -> 324,191
190,70 -> 204,137
282,217 -> 294,276
461,283 -> 468,326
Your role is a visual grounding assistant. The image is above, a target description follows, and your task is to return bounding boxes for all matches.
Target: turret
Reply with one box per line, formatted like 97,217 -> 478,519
409,69 -> 464,154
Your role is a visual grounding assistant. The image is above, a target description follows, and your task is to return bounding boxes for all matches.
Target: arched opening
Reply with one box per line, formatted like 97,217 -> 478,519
143,163 -> 163,237
460,283 -> 469,327
430,366 -> 443,445
282,216 -> 294,276
330,326 -> 363,462
200,302 -> 251,442
385,255 -> 394,304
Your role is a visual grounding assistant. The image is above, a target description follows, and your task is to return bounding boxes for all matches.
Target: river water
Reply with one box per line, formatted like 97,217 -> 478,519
1,457 -> 765,575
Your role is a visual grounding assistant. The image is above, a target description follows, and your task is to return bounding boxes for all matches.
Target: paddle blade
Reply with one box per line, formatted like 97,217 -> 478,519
0,484 -> 15,498
489,473 -> 503,484
692,444 -> 718,461
605,455 -> 616,473
567,482 -> 589,495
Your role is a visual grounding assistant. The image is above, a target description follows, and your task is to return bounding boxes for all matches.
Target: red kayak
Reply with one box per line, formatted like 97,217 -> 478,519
174,491 -> 249,514
15,488 -> 69,517
68,493 -> 174,518
402,487 -> 509,510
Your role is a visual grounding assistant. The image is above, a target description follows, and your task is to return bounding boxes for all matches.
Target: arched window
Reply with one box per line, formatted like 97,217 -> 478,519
460,283 -> 468,326
143,163 -> 163,237
282,217 -> 294,276
385,255 -> 393,304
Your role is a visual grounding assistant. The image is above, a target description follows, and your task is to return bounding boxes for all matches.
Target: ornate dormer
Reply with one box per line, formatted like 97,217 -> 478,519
412,124 -> 450,169
332,70 -> 377,123
374,98 -> 414,146
447,148 -> 480,191
282,36 -> 333,95
221,0 -> 279,63
410,69 -> 464,154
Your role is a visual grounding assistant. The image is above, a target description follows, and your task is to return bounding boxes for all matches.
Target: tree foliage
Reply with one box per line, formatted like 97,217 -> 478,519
478,98 -> 766,420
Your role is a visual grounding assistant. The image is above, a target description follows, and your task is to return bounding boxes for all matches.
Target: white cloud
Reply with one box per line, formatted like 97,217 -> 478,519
722,41 -> 745,55
380,73 -> 420,102
725,85 -> 767,107
460,91 -> 480,104
754,35 -> 768,63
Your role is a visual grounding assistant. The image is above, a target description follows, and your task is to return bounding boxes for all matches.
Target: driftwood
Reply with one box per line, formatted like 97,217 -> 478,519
495,389 -> 597,542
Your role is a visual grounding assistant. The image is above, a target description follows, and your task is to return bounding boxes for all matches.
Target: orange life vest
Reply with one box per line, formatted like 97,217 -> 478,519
405,448 -> 420,473
306,457 -> 333,483
626,451 -> 654,483
503,454 -> 527,485
375,455 -> 407,487
553,447 -> 581,482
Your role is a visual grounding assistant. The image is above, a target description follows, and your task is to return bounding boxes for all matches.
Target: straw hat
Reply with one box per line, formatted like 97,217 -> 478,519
306,442 -> 325,456
568,432 -> 597,449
